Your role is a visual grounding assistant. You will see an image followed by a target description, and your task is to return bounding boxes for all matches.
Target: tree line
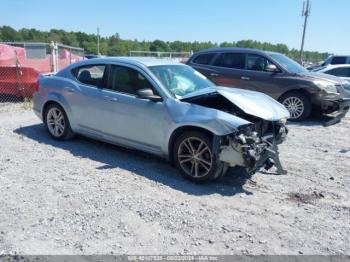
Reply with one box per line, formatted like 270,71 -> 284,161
0,25 -> 329,62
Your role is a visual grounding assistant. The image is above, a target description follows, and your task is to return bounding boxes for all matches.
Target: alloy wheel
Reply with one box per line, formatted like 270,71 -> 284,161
177,137 -> 213,178
47,107 -> 65,137
282,96 -> 305,119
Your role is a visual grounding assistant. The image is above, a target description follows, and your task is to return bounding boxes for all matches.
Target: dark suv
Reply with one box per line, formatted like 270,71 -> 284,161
187,47 -> 350,120
322,55 -> 350,66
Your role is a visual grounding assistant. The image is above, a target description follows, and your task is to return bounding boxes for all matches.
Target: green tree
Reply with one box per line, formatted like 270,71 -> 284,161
0,25 -> 330,62
0,26 -> 22,41
150,40 -> 169,52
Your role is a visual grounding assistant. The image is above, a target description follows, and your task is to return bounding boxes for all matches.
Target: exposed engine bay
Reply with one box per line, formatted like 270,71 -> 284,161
182,92 -> 288,176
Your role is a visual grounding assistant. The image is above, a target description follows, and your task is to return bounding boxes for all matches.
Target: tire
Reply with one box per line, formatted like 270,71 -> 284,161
44,103 -> 74,140
173,131 -> 223,183
279,91 -> 311,121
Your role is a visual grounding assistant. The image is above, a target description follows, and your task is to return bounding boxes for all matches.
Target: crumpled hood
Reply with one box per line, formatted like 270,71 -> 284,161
181,87 -> 290,121
217,87 -> 290,121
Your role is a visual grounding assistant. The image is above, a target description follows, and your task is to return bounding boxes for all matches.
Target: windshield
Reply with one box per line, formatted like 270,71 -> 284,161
149,65 -> 215,97
269,53 -> 307,74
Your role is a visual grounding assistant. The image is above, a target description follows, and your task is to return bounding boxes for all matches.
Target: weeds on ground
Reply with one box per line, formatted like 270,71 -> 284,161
21,98 -> 33,110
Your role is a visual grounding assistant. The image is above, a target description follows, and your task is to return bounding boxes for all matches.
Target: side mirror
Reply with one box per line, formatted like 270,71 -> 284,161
137,88 -> 162,102
265,64 -> 279,73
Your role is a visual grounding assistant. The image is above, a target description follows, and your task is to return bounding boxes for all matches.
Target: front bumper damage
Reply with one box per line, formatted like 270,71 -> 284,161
219,124 -> 288,175
321,98 -> 350,127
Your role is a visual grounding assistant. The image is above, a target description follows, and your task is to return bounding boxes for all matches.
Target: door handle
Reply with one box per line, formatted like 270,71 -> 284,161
210,73 -> 219,77
103,96 -> 118,102
241,76 -> 250,81
64,87 -> 75,92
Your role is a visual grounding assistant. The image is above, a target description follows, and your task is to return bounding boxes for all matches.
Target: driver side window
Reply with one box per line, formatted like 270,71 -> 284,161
246,54 -> 275,72
106,65 -> 155,96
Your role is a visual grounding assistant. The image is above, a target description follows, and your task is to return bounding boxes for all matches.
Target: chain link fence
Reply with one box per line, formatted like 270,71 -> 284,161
0,42 -> 84,103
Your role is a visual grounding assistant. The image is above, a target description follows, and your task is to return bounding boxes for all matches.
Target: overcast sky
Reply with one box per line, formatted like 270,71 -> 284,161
1,0 -> 349,54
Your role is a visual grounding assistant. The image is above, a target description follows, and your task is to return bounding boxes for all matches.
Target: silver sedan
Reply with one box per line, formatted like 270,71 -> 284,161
33,57 -> 290,182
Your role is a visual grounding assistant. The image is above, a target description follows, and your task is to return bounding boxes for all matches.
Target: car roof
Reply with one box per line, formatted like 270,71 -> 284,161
194,47 -> 282,56
57,57 -> 186,77
73,56 -> 181,67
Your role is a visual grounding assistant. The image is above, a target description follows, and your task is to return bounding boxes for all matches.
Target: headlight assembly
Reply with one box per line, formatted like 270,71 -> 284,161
314,80 -> 338,94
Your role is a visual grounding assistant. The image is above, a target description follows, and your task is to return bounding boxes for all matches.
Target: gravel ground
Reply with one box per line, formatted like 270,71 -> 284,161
0,104 -> 349,255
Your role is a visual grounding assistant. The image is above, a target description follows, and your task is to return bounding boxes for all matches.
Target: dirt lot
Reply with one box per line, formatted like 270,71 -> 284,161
0,104 -> 349,255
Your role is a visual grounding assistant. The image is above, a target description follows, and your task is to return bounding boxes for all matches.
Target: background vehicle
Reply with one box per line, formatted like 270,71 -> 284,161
308,55 -> 350,71
187,48 -> 350,120
312,64 -> 350,81
321,55 -> 350,66
33,57 -> 289,183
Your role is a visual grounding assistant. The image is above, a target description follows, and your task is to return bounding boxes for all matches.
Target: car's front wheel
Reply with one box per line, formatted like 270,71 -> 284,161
279,92 -> 311,121
44,103 -> 74,140
173,131 -> 223,183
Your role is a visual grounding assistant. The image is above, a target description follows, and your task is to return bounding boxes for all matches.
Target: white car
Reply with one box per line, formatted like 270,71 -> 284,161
313,64 -> 350,81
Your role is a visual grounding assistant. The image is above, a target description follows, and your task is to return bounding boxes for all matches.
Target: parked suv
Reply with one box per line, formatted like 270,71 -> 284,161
322,55 -> 350,66
187,48 -> 350,120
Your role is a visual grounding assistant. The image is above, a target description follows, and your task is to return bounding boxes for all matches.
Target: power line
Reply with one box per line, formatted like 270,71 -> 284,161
97,27 -> 100,55
300,0 -> 311,64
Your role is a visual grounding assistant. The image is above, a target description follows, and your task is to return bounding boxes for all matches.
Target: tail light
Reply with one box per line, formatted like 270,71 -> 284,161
34,79 -> 40,93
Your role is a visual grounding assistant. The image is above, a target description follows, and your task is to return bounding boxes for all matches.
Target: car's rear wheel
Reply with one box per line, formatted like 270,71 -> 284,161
44,103 -> 74,140
173,131 -> 223,183
279,92 -> 311,121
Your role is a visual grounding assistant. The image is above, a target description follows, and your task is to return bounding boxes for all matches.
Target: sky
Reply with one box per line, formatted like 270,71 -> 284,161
1,0 -> 349,54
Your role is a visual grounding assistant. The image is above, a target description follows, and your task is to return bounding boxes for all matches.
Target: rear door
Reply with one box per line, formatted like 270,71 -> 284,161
69,64 -> 108,136
188,53 -> 219,80
208,52 -> 247,87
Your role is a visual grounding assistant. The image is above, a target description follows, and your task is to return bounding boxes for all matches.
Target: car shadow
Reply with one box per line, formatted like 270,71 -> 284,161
14,124 -> 254,197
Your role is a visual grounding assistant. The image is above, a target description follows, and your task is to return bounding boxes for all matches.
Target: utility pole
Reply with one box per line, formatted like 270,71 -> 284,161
97,27 -> 100,55
300,0 -> 311,64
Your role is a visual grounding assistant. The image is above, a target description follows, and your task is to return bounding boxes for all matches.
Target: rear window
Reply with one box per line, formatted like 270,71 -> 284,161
193,53 -> 216,65
331,56 -> 347,65
72,65 -> 106,87
213,53 -> 245,69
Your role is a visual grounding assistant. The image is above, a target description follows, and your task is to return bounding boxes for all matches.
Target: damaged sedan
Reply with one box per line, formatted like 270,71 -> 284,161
33,58 -> 290,182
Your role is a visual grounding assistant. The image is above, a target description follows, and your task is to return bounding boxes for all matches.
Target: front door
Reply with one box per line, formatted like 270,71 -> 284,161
98,65 -> 166,154
237,54 -> 285,99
